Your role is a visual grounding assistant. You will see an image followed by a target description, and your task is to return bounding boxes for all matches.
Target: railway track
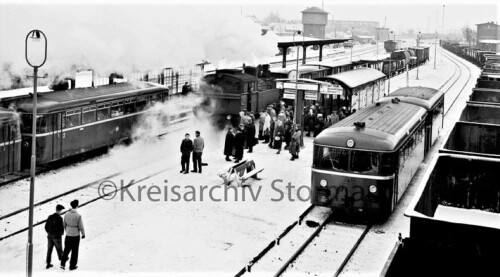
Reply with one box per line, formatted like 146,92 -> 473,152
0,114 -> 196,241
235,45 -> 477,277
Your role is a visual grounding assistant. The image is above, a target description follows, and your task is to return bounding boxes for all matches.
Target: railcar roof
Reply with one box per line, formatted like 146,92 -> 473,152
15,82 -> 167,113
0,107 -> 18,122
320,68 -> 386,89
380,86 -> 444,110
314,102 -> 426,151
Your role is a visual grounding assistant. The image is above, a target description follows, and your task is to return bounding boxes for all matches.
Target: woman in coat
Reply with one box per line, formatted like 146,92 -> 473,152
273,120 -> 285,154
289,124 -> 302,161
223,127 -> 234,161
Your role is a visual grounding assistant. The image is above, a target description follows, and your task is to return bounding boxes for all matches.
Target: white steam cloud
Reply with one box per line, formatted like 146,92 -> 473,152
0,4 -> 279,89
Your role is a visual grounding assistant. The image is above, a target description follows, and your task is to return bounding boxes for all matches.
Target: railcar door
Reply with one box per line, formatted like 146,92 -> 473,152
51,113 -> 63,161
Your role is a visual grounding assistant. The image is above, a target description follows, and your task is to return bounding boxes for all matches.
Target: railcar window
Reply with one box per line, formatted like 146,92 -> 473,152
65,109 -> 81,127
82,106 -> 97,124
350,151 -> 380,175
111,101 -> 124,118
20,114 -> 32,133
124,98 -> 136,114
97,104 -> 110,121
314,146 -> 349,172
36,115 -> 53,133
136,96 -> 148,111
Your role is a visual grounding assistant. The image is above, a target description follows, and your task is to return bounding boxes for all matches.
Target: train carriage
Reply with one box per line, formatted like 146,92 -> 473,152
468,87 -> 500,104
379,87 -> 444,153
459,102 -> 500,125
14,82 -> 179,167
311,100 -> 428,218
0,108 -> 21,175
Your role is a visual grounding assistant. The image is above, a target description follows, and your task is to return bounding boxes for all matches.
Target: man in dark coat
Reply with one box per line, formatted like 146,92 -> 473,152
245,122 -> 256,153
181,82 -> 189,96
45,204 -> 65,269
223,127 -> 234,161
180,133 -> 194,174
233,128 -> 245,163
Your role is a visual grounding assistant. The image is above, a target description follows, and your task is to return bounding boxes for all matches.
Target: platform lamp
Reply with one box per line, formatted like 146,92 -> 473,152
25,29 -> 47,277
292,30 -> 303,126
416,31 -> 421,80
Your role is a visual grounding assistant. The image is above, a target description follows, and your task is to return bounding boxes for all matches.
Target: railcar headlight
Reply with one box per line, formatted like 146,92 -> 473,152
369,185 -> 377,193
320,179 -> 328,187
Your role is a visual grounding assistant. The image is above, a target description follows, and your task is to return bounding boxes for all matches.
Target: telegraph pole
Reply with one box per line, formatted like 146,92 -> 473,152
441,5 -> 445,63
434,9 -> 438,69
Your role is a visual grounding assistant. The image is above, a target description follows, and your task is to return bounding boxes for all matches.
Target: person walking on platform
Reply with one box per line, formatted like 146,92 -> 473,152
258,110 -> 265,140
290,124 -> 302,161
192,131 -> 204,173
224,127 -> 234,161
245,122 -> 257,153
234,128 -> 245,163
61,200 -> 85,271
263,111 -> 271,143
180,133 -> 193,174
45,204 -> 65,269
274,120 -> 285,154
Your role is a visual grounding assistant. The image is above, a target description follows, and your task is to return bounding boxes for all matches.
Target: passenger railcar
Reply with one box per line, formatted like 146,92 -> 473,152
15,82 -> 186,167
311,100 -> 427,218
0,108 -> 21,175
380,87 -> 444,153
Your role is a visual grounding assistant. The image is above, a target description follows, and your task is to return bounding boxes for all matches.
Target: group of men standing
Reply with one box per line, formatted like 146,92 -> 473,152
45,199 -> 85,271
180,131 -> 205,174
304,104 -> 352,137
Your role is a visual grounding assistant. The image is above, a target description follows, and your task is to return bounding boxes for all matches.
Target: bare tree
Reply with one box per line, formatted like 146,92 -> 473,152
461,25 -> 477,48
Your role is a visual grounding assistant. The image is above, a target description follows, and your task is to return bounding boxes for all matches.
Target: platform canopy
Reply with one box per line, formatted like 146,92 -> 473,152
277,38 -> 351,68
321,68 -> 386,89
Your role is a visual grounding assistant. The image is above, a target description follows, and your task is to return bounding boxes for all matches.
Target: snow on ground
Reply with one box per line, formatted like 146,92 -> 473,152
0,111 -> 315,276
339,44 -> 482,276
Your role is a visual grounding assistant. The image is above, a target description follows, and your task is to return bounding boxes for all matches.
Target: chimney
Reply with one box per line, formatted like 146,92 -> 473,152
75,70 -> 94,88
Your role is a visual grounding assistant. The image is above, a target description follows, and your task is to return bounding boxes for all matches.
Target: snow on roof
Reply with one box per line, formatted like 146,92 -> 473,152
301,6 -> 328,14
479,39 -> 500,44
323,68 -> 386,88
0,86 -> 52,100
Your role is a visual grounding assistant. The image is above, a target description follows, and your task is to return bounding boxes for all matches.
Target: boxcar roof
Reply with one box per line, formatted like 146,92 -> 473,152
380,86 -> 444,110
16,82 -> 167,113
314,102 -> 426,151
320,68 -> 386,89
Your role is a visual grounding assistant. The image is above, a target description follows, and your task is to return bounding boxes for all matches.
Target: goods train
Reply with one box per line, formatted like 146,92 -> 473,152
382,47 -> 500,276
0,108 -> 21,176
440,40 -> 500,69
6,82 -> 192,170
311,86 -> 444,219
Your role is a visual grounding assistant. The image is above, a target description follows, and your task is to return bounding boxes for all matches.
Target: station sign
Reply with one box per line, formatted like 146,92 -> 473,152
321,83 -> 344,96
305,91 -> 318,101
276,81 -> 319,91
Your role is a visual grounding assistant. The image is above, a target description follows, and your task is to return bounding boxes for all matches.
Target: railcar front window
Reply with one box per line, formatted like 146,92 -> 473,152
314,146 -> 349,172
350,151 -> 380,175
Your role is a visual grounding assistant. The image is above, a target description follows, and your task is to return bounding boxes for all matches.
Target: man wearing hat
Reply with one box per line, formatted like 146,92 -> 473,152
44,204 -> 65,269
180,133 -> 194,174
61,199 -> 85,271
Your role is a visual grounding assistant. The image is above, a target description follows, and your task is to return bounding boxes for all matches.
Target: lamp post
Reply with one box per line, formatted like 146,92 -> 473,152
434,9 -> 438,69
293,30 -> 303,125
350,28 -> 354,63
25,29 -> 47,277
441,5 -> 445,63
416,31 -> 421,80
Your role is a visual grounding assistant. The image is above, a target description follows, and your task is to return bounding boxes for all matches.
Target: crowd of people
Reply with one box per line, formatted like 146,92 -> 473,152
222,102 -> 358,162
223,102 -> 304,162
303,103 -> 355,137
